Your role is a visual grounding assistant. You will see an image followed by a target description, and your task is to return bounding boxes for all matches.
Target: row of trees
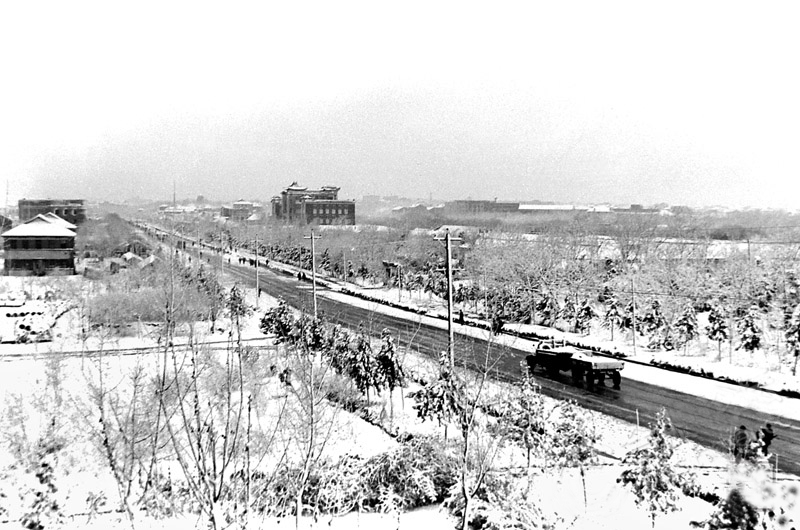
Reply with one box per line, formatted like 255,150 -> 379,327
214,219 -> 800,372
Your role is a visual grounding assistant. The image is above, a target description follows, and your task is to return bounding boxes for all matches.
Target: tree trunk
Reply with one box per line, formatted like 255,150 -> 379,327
461,483 -> 471,530
389,389 -> 395,431
580,466 -> 587,510
296,492 -> 302,530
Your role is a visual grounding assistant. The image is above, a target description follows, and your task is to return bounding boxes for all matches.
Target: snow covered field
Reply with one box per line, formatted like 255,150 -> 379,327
1,268 -> 797,529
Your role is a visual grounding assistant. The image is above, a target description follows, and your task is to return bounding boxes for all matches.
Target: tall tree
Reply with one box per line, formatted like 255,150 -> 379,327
575,298 -> 597,335
706,305 -> 730,361
619,408 -> 698,527
673,303 -> 699,355
785,303 -> 800,375
603,296 -> 624,341
736,306 -> 763,358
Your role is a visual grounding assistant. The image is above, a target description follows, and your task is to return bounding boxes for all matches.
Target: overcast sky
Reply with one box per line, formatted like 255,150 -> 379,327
1,1 -> 798,209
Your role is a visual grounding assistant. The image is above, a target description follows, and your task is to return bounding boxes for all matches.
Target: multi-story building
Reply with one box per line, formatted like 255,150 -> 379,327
18,199 -> 86,225
445,200 -> 520,214
2,214 -> 76,276
220,200 -> 257,222
271,182 -> 355,225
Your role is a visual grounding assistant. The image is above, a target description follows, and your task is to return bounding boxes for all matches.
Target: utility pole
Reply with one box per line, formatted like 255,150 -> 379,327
631,276 -> 637,355
434,229 -> 462,369
398,264 -> 403,302
254,231 -> 260,309
304,230 -> 322,318
219,223 -> 224,273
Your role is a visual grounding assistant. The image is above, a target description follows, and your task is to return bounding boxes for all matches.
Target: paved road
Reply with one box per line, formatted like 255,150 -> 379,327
210,256 -> 800,476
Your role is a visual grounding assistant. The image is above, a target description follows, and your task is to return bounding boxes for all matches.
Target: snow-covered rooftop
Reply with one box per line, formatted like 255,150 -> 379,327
1,214 -> 76,238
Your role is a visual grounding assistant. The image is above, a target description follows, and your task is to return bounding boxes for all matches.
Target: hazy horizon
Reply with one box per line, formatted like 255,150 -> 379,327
2,2 -> 799,210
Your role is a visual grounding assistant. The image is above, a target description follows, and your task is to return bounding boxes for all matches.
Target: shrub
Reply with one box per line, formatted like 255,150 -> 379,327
360,435 -> 459,510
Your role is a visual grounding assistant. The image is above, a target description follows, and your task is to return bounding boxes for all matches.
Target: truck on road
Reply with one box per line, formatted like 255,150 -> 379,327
526,342 -> 624,390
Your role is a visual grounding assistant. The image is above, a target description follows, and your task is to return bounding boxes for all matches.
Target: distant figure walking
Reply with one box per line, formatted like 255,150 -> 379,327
458,310 -> 465,325
761,423 -> 776,455
748,430 -> 765,461
733,425 -> 749,463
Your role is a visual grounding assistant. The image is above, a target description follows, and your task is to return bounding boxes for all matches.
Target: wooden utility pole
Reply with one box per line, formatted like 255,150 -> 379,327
304,230 -> 322,318
255,231 -> 260,309
434,229 -> 462,369
631,277 -> 637,355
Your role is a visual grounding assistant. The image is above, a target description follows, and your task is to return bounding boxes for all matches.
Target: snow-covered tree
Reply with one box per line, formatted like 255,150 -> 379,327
603,297 -> 624,341
375,329 -> 406,425
706,305 -> 730,361
704,488 -> 760,530
618,408 -> 698,527
503,370 -> 548,468
319,248 -> 331,274
546,400 -> 597,509
409,368 -> 468,441
537,292 -> 559,327
785,303 -> 800,375
673,303 -> 699,355
349,329 -> 380,400
575,298 -> 596,335
641,300 -> 667,343
736,307 -> 763,357
559,296 -> 576,330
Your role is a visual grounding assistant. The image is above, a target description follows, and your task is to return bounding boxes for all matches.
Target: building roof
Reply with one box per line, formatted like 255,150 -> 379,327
518,204 -> 586,211
42,212 -> 77,230
1,214 -> 76,238
286,181 -> 307,191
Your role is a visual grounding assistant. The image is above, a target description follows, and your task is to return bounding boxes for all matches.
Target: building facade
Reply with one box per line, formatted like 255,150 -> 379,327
220,200 -> 257,222
271,182 -> 355,225
18,199 -> 86,225
445,200 -> 520,214
2,214 -> 76,276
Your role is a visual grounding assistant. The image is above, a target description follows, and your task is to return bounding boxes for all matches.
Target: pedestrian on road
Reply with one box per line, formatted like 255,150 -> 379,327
733,425 -> 749,463
761,423 -> 776,455
748,430 -> 765,461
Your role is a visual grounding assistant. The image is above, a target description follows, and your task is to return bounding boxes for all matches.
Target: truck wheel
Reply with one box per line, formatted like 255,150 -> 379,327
597,373 -> 606,386
545,362 -> 558,377
572,366 -> 584,387
525,355 -> 537,376
585,369 -> 595,390
611,371 -> 621,390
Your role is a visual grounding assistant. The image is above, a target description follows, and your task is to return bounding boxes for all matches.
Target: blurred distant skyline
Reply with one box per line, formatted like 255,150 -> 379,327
1,2 -> 798,210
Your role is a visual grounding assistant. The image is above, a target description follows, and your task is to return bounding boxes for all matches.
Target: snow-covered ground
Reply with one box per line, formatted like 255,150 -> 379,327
2,258 -> 796,529
254,259 -> 800,424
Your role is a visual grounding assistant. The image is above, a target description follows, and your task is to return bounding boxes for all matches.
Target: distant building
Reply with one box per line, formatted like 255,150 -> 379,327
220,200 -> 257,222
518,204 -> 587,213
610,204 -> 659,214
2,214 -> 76,276
445,200 -> 520,214
18,199 -> 86,225
271,182 -> 355,225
